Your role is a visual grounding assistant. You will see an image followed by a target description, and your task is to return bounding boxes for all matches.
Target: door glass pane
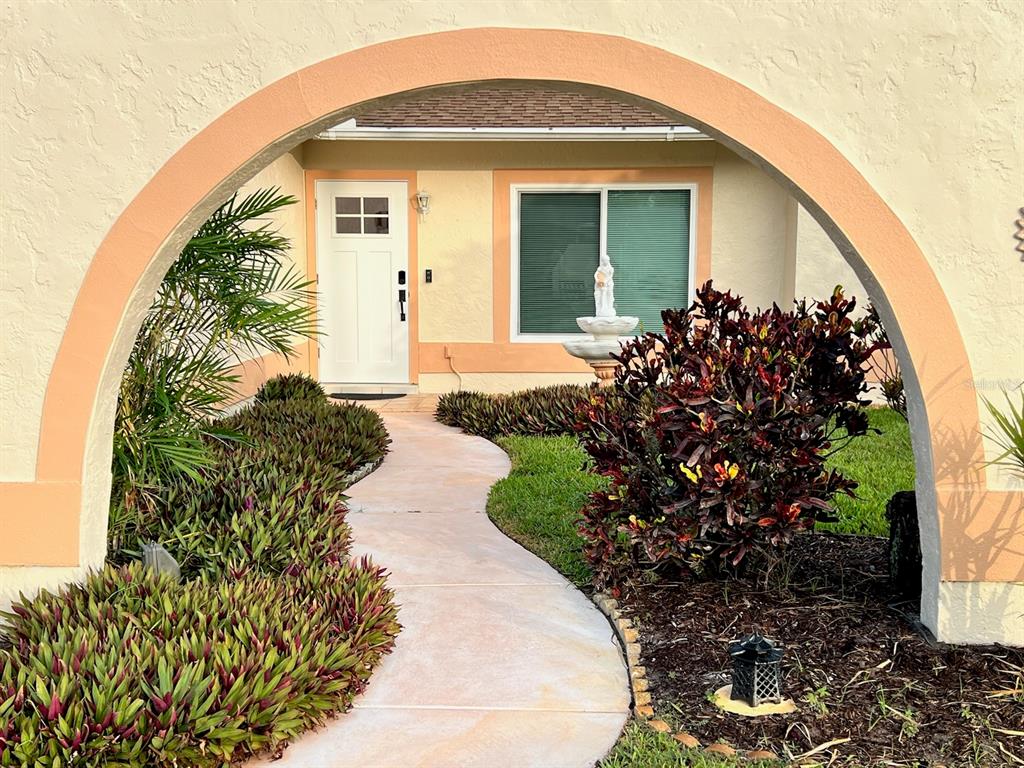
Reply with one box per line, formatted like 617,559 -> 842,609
335,216 -> 361,234
518,193 -> 600,334
363,197 -> 389,215
606,189 -> 690,334
335,197 -> 360,215
364,216 -> 389,234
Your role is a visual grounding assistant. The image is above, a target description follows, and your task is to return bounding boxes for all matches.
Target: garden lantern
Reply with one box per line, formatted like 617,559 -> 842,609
142,542 -> 180,582
729,633 -> 784,707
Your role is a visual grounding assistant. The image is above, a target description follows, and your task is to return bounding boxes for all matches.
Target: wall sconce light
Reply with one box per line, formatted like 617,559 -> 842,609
414,190 -> 431,216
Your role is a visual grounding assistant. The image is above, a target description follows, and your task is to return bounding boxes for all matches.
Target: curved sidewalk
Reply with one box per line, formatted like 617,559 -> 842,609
252,409 -> 630,768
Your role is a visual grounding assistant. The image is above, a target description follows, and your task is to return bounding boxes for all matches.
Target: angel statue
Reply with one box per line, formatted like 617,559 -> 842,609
594,252 -> 616,318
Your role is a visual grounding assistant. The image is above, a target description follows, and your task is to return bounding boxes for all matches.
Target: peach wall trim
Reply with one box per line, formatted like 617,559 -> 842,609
5,28 -> 1014,585
419,343 -> 593,374
0,482 -> 80,566
304,169 -> 419,384
492,167 -> 713,345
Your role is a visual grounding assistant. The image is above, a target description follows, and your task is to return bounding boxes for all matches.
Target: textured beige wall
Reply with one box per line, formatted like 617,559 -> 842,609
710,149 -> 791,309
2,1 -> 1020,483
795,204 -> 870,307
416,170 -> 494,343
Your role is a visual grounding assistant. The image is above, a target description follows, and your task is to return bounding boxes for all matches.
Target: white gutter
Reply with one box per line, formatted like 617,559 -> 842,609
317,119 -> 709,142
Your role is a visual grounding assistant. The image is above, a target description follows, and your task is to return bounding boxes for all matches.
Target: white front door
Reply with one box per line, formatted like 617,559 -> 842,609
316,180 -> 410,384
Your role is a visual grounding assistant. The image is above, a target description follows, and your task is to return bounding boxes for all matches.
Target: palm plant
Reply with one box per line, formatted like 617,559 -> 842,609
111,187 -> 316,523
982,388 -> 1024,481
864,303 -> 906,419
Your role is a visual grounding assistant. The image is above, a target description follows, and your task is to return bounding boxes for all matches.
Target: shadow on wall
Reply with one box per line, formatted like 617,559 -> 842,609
933,418 -> 1024,585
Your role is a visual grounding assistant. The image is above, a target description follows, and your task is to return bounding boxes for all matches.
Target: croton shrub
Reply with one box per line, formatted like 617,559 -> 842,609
0,399 -> 398,766
576,281 -> 880,587
436,384 -> 598,438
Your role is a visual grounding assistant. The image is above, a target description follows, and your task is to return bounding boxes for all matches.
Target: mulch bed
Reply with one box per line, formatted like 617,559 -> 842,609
617,534 -> 1024,766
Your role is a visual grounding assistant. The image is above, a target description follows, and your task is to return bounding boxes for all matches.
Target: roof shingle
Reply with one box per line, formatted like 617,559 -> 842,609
355,86 -> 676,128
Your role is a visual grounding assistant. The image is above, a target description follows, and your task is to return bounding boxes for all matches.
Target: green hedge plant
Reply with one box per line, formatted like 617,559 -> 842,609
0,560 -> 396,766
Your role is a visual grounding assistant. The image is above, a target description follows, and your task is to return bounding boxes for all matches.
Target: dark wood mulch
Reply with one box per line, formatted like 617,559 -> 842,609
617,534 -> 1024,766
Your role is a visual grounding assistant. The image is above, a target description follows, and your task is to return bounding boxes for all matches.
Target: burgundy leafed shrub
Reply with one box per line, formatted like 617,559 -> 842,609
576,281 -> 880,587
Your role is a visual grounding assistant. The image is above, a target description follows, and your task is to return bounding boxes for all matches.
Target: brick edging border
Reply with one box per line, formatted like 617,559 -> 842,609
592,592 -> 653,716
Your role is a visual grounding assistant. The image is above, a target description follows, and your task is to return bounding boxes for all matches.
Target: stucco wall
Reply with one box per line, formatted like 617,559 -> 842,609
5,1 -> 1018,480
795,204 -> 870,307
304,139 -> 812,347
1,2 -> 1021,641
709,149 -> 792,309
416,170 -> 494,343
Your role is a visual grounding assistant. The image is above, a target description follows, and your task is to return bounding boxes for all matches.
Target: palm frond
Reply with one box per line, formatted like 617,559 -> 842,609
982,389 -> 1024,480
112,187 -> 315,520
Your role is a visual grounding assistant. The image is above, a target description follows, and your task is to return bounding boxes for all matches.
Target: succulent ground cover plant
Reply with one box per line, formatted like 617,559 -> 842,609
254,373 -> 326,404
216,397 -> 390,493
0,398 -> 398,766
576,281 -> 881,586
436,383 -> 604,438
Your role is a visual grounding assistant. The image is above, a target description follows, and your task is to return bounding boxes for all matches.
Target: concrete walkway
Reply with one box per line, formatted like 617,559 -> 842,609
251,408 -> 630,768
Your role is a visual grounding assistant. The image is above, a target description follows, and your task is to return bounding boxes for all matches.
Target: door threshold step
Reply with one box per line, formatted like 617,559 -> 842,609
322,383 -> 419,395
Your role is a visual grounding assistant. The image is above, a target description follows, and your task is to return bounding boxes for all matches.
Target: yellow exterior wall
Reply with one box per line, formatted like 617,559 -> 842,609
708,149 -> 791,309
795,204 -> 870,307
416,170 -> 493,343
304,140 -> 819,367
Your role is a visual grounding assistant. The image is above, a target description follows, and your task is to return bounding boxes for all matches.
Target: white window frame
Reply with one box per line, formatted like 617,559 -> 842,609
330,194 -> 393,239
510,182 -> 698,343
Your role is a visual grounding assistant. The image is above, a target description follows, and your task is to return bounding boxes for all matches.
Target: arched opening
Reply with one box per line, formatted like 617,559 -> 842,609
4,28 -> 1018,644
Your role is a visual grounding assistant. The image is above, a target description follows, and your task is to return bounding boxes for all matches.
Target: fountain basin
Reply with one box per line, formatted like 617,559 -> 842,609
562,336 -> 626,363
575,315 -> 639,339
562,315 -> 639,388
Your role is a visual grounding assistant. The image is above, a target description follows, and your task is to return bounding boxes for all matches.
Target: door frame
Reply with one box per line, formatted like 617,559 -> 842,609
304,169 -> 419,384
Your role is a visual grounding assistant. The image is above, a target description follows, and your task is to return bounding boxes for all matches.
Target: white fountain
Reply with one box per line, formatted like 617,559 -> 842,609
561,252 -> 638,388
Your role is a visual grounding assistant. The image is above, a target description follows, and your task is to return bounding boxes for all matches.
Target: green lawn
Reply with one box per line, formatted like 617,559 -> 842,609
600,722 -> 776,767
488,434 -> 603,586
824,407 -> 915,535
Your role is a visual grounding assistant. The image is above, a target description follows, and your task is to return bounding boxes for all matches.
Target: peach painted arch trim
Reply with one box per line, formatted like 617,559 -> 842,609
8,27 -> 1010,579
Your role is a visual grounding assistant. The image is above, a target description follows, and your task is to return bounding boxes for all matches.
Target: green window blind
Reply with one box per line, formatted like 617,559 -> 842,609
518,192 -> 600,334
606,189 -> 690,333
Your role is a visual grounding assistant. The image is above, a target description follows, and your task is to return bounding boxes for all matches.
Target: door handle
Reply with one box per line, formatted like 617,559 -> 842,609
398,288 -> 407,322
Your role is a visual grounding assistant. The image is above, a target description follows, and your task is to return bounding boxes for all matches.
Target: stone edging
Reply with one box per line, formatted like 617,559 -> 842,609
341,457 -> 384,489
591,592 -> 779,764
592,592 -> 651,715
